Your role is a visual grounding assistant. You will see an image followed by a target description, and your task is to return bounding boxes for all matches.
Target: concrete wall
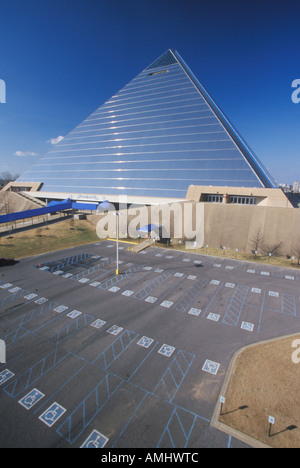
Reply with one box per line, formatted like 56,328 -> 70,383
0,191 -> 46,215
203,203 -> 300,256
87,201 -> 300,257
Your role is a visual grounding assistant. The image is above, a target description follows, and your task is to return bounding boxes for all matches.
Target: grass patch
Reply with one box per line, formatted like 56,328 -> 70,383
219,335 -> 300,448
0,219 -> 99,259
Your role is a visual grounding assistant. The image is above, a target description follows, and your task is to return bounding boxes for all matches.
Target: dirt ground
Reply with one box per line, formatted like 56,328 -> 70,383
219,335 -> 300,448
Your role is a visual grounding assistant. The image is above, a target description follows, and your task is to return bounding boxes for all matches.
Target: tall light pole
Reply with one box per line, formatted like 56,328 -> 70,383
113,212 -> 122,275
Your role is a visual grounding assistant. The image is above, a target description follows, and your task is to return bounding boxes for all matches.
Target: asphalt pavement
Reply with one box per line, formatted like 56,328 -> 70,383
0,240 -> 299,448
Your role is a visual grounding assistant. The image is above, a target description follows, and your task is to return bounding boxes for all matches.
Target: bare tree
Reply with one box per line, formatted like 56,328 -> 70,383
250,227 -> 264,254
261,241 -> 283,258
291,241 -> 300,265
0,172 -> 19,188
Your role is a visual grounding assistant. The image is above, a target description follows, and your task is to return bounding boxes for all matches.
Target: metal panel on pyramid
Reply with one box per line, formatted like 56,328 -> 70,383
17,49 -> 277,201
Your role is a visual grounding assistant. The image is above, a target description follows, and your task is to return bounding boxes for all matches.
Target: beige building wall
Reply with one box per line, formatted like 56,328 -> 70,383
88,199 -> 300,258
186,185 -> 293,208
202,203 -> 300,255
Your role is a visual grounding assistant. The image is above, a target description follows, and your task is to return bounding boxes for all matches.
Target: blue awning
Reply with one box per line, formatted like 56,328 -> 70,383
138,224 -> 160,233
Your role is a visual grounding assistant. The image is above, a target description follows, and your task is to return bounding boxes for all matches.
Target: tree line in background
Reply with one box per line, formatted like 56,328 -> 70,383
0,172 -> 19,187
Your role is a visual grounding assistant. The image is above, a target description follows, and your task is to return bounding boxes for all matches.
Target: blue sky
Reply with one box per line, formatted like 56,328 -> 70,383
0,0 -> 299,184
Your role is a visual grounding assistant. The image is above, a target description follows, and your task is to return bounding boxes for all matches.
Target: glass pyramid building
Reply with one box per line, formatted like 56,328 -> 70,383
18,49 -> 277,202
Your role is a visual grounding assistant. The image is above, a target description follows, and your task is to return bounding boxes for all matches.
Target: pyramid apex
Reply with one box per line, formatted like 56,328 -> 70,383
146,49 -> 178,70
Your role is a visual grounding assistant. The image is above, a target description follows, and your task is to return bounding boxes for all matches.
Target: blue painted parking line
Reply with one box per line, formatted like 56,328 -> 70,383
99,264 -> 145,290
222,286 -> 248,327
81,430 -> 109,448
93,330 -> 138,370
3,348 -> 68,399
157,407 -> 198,449
0,288 -> 32,307
57,373 -> 122,444
2,327 -> 30,347
282,294 -> 297,316
174,277 -> 209,313
154,349 -> 195,403
19,388 -> 45,410
39,402 -> 67,427
8,300 -> 58,328
52,314 -> 95,347
133,271 -> 172,301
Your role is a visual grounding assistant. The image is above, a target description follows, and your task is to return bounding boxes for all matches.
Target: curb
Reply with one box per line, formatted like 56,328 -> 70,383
210,333 -> 300,449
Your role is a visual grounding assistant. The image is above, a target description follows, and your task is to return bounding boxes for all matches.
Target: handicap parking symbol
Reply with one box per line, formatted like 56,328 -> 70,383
107,325 -> 123,336
39,402 -> 66,427
0,369 -> 14,385
19,388 -> 45,410
158,344 -> 175,357
81,430 -> 109,448
202,359 -> 220,375
137,336 -> 154,349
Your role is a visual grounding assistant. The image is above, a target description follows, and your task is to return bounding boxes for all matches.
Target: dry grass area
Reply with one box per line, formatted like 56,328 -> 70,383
0,219 -> 99,259
219,335 -> 300,448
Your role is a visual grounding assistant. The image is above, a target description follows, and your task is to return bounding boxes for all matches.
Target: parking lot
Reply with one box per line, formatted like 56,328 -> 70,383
0,240 -> 299,448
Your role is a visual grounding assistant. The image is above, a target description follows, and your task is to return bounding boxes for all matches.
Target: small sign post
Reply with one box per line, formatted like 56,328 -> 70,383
220,396 -> 225,415
268,416 -> 275,436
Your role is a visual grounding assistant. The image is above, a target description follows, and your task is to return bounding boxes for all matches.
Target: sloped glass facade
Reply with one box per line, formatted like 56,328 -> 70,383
18,49 -> 277,199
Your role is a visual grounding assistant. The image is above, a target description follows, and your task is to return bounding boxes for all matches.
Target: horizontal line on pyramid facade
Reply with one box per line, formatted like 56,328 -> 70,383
14,48 -> 284,206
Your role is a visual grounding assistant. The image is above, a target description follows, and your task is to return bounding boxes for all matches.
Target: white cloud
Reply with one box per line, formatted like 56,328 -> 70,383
48,135 -> 64,145
14,151 -> 38,157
